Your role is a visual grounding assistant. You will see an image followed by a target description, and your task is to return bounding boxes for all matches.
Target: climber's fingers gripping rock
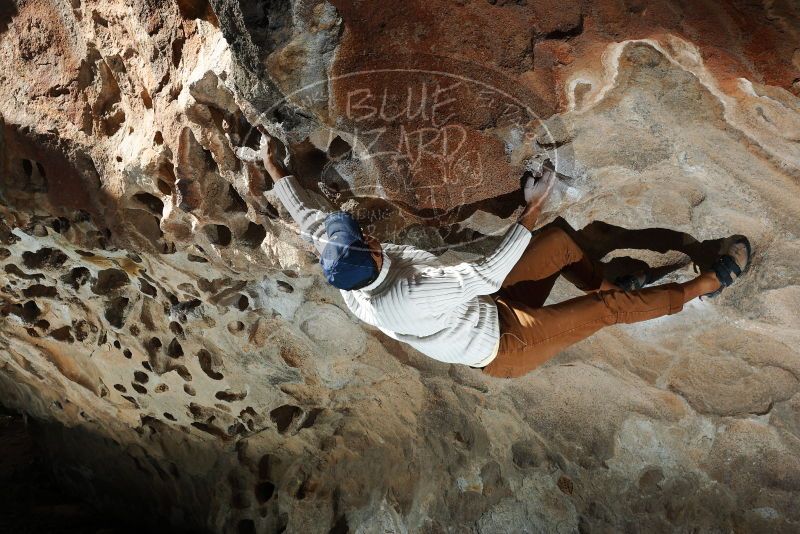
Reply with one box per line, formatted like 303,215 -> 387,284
260,135 -> 291,182
523,165 -> 556,208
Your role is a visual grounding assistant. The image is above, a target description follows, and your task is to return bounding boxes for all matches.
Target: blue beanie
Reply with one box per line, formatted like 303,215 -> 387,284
320,212 -> 379,290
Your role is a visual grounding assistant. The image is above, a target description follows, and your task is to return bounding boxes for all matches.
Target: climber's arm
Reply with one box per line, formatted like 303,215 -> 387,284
405,166 -> 556,308
405,223 -> 532,310
262,136 -> 329,254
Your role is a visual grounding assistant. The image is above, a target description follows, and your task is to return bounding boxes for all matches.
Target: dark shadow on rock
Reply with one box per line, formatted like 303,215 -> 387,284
552,218 -> 725,283
0,2 -> 16,35
0,405 -> 152,534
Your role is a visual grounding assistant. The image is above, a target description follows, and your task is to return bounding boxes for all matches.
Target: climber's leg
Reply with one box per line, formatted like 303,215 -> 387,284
482,276 -> 715,378
502,226 -> 606,297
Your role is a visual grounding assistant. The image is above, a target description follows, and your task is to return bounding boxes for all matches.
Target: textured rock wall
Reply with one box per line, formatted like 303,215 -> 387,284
1,0 -> 800,532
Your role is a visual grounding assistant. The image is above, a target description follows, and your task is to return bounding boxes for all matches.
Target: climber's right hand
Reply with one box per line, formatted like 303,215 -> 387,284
260,135 -> 291,182
518,163 -> 556,231
523,164 -> 556,209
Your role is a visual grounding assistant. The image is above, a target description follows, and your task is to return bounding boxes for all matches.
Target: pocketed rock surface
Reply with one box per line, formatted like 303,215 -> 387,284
1,0 -> 799,532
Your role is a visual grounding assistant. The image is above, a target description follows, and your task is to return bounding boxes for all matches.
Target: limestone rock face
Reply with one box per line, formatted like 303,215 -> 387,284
1,0 -> 799,532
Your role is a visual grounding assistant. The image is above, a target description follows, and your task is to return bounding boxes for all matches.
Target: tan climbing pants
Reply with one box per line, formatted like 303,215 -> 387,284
481,226 -> 685,378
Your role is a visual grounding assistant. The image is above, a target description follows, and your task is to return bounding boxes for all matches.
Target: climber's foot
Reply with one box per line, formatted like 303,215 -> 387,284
703,236 -> 752,298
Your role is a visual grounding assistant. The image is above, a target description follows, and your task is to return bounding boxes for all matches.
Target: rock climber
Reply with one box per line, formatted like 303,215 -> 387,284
261,137 -> 751,378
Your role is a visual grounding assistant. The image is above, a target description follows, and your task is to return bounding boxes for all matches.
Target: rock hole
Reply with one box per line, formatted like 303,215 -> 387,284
92,268 -> 130,295
62,267 -> 91,289
22,247 -> 67,269
49,326 -> 74,342
140,88 -> 153,109
557,475 -> 574,495
240,222 -> 266,248
167,338 -> 184,358
176,0 -> 218,25
5,264 -> 45,281
215,390 -> 247,402
133,371 -> 149,384
276,513 -> 288,533
51,217 -> 70,233
190,421 -> 226,437
184,384 -> 196,396
237,519 -> 256,534
131,383 -> 147,395
236,295 -> 249,311
169,321 -> 184,337
133,192 -> 165,216
542,15 -> 584,40
113,340 -> 121,349
22,284 -> 57,298
123,348 -> 132,359
75,321 -> 95,343
176,178 -> 199,212
203,224 -> 232,246
227,321 -> 245,334
299,408 -> 323,430
270,405 -> 301,433
226,185 -> 248,212
295,479 -> 309,500
276,280 -> 293,293
6,300 -> 41,323
104,297 -> 129,328
172,365 -> 192,381
171,36 -> 185,69
113,384 -> 126,393
145,337 -> 162,357
188,403 -> 212,420
157,178 -> 171,194
328,136 -> 352,159
329,515 -> 349,534
21,159 -> 33,177
139,278 -> 157,297
254,481 -> 275,503
164,412 -> 176,421
198,349 -> 224,380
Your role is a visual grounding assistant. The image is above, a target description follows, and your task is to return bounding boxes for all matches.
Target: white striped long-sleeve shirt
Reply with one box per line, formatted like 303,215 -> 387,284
272,176 -> 532,367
